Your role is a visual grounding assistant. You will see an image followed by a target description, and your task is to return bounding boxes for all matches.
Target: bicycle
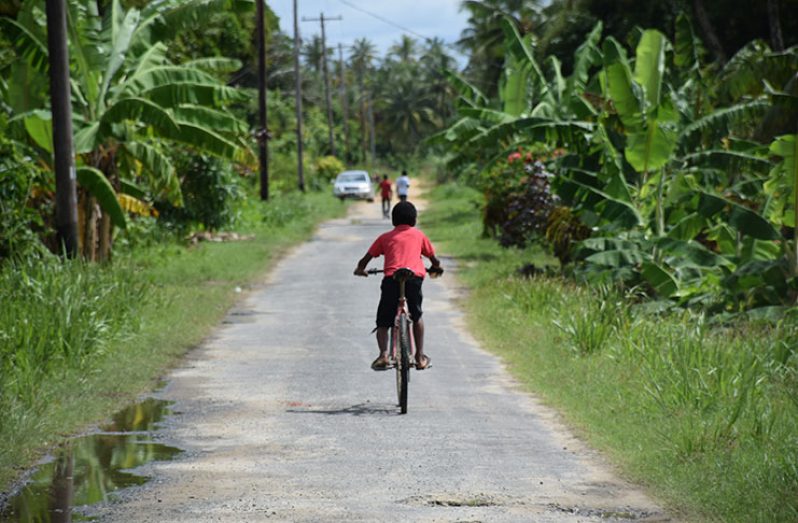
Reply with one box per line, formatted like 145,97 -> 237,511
367,266 -> 442,414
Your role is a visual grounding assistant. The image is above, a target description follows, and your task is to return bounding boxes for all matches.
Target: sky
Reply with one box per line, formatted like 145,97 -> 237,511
268,0 -> 470,64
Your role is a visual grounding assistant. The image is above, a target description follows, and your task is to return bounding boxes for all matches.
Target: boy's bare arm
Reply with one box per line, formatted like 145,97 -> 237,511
354,253 -> 374,277
428,254 -> 443,273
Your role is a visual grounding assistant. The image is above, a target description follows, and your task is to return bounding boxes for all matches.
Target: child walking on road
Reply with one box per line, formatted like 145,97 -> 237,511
396,170 -> 410,202
354,201 -> 442,370
378,175 -> 392,218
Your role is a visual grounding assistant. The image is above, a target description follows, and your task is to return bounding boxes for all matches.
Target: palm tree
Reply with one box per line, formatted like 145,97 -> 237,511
374,63 -> 441,152
302,35 -> 329,73
388,35 -> 418,64
457,0 -> 542,96
420,37 -> 457,121
349,38 -> 377,161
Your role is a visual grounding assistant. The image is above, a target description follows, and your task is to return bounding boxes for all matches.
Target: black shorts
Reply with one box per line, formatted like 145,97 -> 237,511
376,276 -> 423,328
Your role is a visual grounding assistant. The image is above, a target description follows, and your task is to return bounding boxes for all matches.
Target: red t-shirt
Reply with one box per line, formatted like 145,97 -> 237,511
379,179 -> 392,199
367,225 -> 435,278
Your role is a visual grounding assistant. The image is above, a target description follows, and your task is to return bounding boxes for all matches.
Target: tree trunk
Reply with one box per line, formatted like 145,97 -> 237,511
692,0 -> 726,63
77,190 -> 86,255
98,211 -> 111,263
83,196 -> 99,261
367,90 -> 376,165
767,0 -> 785,52
358,73 -> 367,161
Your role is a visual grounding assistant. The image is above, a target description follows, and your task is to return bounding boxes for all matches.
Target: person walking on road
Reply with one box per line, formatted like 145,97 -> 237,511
378,175 -> 392,218
396,170 -> 410,202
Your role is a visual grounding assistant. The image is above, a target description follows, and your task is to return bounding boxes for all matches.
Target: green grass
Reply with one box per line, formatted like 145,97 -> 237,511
0,190 -> 346,490
422,182 -> 798,523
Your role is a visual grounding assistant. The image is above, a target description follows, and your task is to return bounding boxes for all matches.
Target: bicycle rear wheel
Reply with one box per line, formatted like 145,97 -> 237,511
396,314 -> 410,414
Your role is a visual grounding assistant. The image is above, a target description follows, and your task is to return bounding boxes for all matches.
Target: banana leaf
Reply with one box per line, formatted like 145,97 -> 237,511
656,237 -> 734,269
500,16 -> 546,102
767,134 -> 798,228
625,119 -> 678,173
681,148 -> 772,170
100,97 -> 181,135
585,248 -> 647,267
667,213 -> 706,241
674,13 -> 701,71
22,110 -> 53,153
76,167 -> 127,229
568,21 -> 603,94
0,17 -> 49,73
564,178 -> 643,228
641,261 -> 678,297
633,30 -> 666,110
444,70 -> 488,108
698,191 -> 780,240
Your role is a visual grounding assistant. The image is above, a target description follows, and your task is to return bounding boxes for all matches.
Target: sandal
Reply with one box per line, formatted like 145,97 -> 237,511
371,355 -> 391,371
415,355 -> 431,370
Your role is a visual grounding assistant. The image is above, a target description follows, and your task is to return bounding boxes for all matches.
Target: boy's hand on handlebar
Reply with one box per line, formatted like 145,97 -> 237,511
354,267 -> 368,277
428,265 -> 444,277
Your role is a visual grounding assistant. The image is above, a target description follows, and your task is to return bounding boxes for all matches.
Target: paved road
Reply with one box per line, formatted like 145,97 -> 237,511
93,201 -> 668,522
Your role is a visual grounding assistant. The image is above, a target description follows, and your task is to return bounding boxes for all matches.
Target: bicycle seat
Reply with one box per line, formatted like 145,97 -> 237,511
393,268 -> 415,281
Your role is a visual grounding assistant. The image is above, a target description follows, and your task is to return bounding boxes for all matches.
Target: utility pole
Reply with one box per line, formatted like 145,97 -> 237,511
256,0 -> 269,200
302,13 -> 341,157
292,0 -> 305,191
45,0 -> 78,257
338,43 -> 350,164
367,88 -> 376,165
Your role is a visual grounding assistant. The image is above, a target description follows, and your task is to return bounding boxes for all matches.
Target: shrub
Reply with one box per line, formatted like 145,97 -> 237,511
314,155 -> 345,182
157,153 -> 242,232
479,150 -> 559,248
0,126 -> 49,260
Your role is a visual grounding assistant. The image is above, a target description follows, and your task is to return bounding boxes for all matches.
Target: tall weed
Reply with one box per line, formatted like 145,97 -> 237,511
553,284 -> 630,355
0,256 -> 149,409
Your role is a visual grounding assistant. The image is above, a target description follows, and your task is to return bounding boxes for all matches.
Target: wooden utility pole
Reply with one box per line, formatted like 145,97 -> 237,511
367,88 -> 376,165
292,0 -> 305,192
45,0 -> 78,257
302,13 -> 341,157
338,43 -> 350,164
256,0 -> 269,200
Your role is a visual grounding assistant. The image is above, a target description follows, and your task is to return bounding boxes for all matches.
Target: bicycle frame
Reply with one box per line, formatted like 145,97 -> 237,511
365,265 -> 440,414
389,279 -> 415,366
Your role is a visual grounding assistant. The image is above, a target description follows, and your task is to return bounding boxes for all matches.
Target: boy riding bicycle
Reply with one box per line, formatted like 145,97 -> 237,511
354,201 -> 442,371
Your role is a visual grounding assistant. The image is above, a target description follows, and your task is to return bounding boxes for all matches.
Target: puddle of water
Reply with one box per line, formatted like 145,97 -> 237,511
0,399 -> 181,522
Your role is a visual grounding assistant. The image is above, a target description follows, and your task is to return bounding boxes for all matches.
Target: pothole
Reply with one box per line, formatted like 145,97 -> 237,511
403,494 -> 503,508
547,503 -> 660,520
222,309 -> 266,324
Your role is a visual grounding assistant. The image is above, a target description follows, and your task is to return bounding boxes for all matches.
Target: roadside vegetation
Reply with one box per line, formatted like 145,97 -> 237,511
423,182 -> 798,522
421,2 -> 798,520
0,187 -> 344,489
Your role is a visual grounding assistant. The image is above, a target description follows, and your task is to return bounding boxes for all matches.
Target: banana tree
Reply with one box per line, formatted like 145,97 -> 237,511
431,16 -> 602,176
766,134 -> 798,276
1,0 -> 254,260
601,30 -> 678,237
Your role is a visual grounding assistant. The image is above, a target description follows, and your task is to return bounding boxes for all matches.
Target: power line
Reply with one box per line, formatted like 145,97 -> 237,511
336,0 -> 434,44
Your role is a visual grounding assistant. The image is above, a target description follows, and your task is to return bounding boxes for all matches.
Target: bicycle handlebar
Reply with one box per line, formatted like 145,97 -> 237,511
366,266 -> 444,277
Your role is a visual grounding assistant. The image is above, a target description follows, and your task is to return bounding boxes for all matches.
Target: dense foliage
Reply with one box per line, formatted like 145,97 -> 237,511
437,8 -> 798,315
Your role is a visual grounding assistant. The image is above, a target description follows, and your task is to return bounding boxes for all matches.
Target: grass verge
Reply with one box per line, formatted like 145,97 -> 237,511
422,182 -> 798,523
0,190 -> 346,491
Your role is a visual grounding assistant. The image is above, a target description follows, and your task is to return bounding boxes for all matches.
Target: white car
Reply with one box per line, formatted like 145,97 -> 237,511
332,170 -> 374,201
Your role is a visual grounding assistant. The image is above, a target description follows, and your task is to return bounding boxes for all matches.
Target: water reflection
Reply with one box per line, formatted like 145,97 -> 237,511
0,399 -> 181,522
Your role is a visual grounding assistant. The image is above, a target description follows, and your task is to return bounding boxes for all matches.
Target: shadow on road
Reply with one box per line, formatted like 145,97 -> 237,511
286,402 -> 397,417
